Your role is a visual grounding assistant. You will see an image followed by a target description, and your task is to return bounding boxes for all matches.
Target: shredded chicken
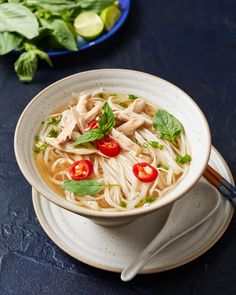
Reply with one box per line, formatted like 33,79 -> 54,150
76,93 -> 89,114
70,106 -> 86,133
117,117 -> 145,137
84,101 -> 104,123
111,128 -> 140,153
57,110 -> 77,144
128,98 -> 146,113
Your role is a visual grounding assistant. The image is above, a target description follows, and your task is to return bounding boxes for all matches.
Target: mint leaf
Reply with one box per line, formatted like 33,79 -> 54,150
98,102 -> 115,133
0,32 -> 22,55
74,129 -> 104,146
153,110 -> 183,142
175,154 -> 192,164
61,179 -> 105,196
0,3 -> 39,39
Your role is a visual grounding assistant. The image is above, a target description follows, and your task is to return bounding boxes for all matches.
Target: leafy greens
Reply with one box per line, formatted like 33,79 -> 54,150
152,109 -> 183,143
0,0 -> 115,82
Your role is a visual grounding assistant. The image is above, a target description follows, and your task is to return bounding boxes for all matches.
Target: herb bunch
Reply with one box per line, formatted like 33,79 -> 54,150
0,0 -> 115,82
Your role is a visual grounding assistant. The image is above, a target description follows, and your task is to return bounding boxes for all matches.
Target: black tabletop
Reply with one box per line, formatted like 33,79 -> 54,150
1,0 -> 236,294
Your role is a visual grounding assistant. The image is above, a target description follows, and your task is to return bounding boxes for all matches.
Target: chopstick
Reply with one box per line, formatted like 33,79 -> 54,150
203,164 -> 236,207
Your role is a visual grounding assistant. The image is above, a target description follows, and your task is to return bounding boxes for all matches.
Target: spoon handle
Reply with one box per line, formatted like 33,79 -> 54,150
121,233 -> 169,282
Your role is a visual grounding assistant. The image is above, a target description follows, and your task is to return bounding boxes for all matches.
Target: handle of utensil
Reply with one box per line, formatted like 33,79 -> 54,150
121,233 -> 170,282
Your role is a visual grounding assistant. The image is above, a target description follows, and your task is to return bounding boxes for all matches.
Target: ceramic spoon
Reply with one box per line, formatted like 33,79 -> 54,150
121,182 -> 221,282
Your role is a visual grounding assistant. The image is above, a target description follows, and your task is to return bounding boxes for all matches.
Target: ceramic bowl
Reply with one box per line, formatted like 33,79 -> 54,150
14,69 -> 211,226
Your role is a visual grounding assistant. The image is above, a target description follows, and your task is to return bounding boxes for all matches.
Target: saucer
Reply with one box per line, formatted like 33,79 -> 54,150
32,147 -> 234,273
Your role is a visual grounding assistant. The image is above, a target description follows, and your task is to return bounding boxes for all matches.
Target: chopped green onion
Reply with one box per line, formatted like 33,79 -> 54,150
47,115 -> 62,125
118,102 -> 127,108
175,154 -> 192,164
48,127 -> 58,138
120,201 -> 127,208
150,141 -> 159,148
34,142 -> 49,153
34,135 -> 39,142
145,195 -> 156,203
149,141 -> 164,150
135,200 -> 144,208
127,94 -> 138,100
47,116 -> 53,124
143,142 -> 149,148
54,115 -> 62,124
157,164 -> 169,170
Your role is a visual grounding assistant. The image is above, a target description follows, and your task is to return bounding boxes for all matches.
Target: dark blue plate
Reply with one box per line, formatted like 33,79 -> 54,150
47,0 -> 130,56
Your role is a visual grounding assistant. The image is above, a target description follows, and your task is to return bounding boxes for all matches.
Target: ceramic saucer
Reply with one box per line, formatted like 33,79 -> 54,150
32,147 -> 234,273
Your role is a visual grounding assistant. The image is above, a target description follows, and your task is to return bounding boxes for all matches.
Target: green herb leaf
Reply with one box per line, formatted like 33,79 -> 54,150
0,32 -> 22,55
14,51 -> 38,82
0,3 -> 39,39
98,101 -> 115,133
61,179 -> 105,196
128,94 -> 138,100
33,49 -> 53,67
50,19 -> 77,51
74,128 -> 104,146
153,109 -> 183,142
175,154 -> 192,164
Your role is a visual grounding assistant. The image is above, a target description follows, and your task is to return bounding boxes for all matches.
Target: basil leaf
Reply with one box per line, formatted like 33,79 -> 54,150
33,49 -> 53,67
0,3 -> 39,39
61,179 -> 105,196
0,32 -> 22,55
98,102 -> 115,133
153,110 -> 183,142
14,51 -> 38,82
175,154 -> 192,164
80,0 -> 116,13
74,129 -> 104,146
50,19 -> 77,51
14,47 -> 52,82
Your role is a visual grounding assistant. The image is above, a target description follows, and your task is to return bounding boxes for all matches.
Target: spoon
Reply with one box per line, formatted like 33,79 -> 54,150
121,182 -> 221,281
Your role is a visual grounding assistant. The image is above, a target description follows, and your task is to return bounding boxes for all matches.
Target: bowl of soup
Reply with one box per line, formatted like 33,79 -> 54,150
14,69 -> 211,226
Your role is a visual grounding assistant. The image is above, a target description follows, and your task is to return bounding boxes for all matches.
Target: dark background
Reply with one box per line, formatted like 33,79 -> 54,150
0,0 -> 236,294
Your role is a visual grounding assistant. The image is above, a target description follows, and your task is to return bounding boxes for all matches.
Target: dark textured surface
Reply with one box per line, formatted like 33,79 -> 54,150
0,0 -> 236,294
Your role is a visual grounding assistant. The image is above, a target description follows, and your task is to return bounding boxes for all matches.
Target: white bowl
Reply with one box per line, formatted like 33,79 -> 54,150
14,69 -> 211,226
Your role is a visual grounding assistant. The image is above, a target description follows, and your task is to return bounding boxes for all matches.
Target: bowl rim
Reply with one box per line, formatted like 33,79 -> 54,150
14,69 -> 211,218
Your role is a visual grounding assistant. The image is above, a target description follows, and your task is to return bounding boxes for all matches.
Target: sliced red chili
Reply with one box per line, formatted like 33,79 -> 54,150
96,137 -> 120,157
133,162 -> 158,182
69,160 -> 93,180
85,120 -> 99,131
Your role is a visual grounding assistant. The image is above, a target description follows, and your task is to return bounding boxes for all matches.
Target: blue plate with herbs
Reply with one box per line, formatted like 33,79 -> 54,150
0,0 -> 130,82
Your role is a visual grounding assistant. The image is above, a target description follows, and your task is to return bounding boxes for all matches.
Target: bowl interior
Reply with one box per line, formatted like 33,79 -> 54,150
14,69 -> 211,217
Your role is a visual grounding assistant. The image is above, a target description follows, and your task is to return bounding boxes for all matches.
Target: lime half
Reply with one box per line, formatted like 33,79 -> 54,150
100,5 -> 121,31
74,12 -> 104,39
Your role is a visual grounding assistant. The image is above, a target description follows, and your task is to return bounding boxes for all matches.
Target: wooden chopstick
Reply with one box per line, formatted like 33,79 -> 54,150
203,164 -> 236,207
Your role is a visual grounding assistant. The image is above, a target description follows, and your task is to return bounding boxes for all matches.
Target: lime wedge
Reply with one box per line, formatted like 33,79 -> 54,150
100,5 -> 121,31
74,12 -> 104,39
